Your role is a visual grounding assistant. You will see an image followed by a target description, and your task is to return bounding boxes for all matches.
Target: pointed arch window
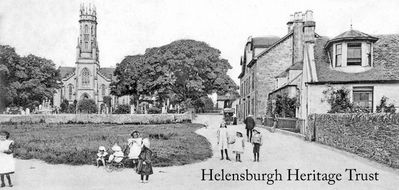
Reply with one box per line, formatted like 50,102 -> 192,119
84,25 -> 89,34
101,84 -> 106,96
68,84 -> 73,100
82,68 -> 90,87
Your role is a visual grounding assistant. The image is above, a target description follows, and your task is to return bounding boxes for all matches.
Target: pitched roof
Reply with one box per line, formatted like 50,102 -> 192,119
59,67 -> 75,78
99,67 -> 115,80
275,61 -> 303,78
59,66 -> 115,81
252,36 -> 280,48
325,29 -> 379,48
312,34 -> 399,83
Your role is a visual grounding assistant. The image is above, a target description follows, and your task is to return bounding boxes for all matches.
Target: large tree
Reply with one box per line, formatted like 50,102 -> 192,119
144,40 -> 237,106
112,39 -> 238,109
0,45 -> 60,110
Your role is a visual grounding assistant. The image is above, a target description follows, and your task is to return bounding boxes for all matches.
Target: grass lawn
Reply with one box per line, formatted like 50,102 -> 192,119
0,123 -> 212,167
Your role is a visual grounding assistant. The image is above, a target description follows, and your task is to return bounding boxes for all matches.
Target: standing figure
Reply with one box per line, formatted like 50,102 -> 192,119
251,129 -> 263,162
96,146 -> 108,167
244,115 -> 256,142
272,113 -> 279,132
217,121 -> 230,160
128,131 -> 143,169
0,130 -> 15,187
136,138 -> 153,183
232,132 -> 245,162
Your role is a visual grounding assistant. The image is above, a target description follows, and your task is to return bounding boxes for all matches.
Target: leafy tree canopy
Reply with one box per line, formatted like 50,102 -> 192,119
0,45 -> 60,110
111,39 -> 238,107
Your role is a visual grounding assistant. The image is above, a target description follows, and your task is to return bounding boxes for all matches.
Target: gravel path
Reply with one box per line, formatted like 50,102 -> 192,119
9,114 -> 399,190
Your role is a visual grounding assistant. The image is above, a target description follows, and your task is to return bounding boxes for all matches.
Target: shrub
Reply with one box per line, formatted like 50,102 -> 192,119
148,107 -> 161,114
376,96 -> 396,114
322,86 -> 354,113
60,99 -> 69,113
113,104 -> 130,114
269,94 -> 298,118
77,99 -> 97,114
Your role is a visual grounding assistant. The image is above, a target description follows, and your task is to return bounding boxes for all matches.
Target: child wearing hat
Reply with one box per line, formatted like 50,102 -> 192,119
232,132 -> 245,162
136,138 -> 153,183
251,129 -> 263,162
127,131 -> 143,169
0,130 -> 15,187
108,144 -> 124,164
96,146 -> 108,167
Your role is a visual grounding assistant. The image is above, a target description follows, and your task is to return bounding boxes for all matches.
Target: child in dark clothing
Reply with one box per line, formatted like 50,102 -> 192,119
251,129 -> 263,162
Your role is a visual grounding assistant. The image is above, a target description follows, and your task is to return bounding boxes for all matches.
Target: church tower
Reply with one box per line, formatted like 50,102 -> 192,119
75,3 -> 100,101
76,3 -> 98,62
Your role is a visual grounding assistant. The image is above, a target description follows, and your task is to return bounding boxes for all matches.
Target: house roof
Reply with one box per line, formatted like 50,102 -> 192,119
59,66 -> 115,81
325,29 -> 379,48
275,61 -> 303,78
251,36 -> 280,48
59,67 -> 75,78
312,34 -> 399,84
99,67 -> 115,80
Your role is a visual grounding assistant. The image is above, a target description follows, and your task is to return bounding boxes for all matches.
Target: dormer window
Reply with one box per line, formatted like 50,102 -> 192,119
326,29 -> 378,71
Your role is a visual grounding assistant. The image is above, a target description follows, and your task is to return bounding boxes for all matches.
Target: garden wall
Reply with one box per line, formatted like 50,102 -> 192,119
307,113 -> 399,168
0,113 -> 192,124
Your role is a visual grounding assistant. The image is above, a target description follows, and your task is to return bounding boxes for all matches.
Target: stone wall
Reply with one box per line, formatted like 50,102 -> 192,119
0,113 -> 192,124
255,36 -> 293,118
308,113 -> 399,168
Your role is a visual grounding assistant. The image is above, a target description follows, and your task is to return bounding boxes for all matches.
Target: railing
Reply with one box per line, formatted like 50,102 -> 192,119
263,117 -> 304,134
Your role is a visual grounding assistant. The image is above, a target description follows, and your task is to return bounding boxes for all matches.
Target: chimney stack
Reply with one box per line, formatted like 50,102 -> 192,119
303,10 -> 316,43
292,11 -> 304,64
287,14 -> 294,33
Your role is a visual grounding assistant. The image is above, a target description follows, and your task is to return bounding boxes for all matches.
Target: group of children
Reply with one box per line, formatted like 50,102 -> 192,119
217,121 -> 263,162
96,131 -> 153,183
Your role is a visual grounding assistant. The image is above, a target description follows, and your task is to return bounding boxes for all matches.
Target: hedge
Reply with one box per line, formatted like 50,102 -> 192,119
308,113 -> 399,168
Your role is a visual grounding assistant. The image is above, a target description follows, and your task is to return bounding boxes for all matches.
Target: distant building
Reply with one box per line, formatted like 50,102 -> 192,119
53,4 -> 129,112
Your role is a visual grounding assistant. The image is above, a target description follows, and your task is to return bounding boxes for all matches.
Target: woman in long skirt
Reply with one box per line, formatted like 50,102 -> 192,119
0,130 -> 15,187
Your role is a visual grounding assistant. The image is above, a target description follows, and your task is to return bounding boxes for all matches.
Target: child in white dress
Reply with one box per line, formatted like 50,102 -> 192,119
108,144 -> 124,164
217,121 -> 230,160
127,131 -> 143,169
0,130 -> 15,187
96,146 -> 108,167
232,132 -> 245,162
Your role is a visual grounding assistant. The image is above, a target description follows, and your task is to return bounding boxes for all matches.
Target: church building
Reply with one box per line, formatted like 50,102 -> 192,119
53,4 -> 130,112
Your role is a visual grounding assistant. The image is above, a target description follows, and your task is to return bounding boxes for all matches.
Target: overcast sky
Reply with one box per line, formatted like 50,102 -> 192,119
1,0 -> 399,84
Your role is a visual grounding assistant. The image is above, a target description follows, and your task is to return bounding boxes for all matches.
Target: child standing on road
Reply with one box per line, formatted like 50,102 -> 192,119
232,132 -> 245,162
137,138 -> 153,183
96,146 -> 108,167
217,121 -> 230,161
0,130 -> 15,187
251,129 -> 263,162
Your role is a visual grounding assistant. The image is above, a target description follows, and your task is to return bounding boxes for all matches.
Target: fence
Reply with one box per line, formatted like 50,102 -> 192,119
263,117 -> 304,134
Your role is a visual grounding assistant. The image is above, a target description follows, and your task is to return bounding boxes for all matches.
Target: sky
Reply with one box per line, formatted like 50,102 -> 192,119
1,0 -> 399,85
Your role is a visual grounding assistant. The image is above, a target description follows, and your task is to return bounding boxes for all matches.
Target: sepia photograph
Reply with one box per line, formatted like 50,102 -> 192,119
1,0 -> 399,189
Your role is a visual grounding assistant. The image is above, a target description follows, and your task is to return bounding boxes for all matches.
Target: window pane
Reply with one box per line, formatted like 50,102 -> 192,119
336,55 -> 342,67
347,43 -> 362,65
336,44 -> 342,54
